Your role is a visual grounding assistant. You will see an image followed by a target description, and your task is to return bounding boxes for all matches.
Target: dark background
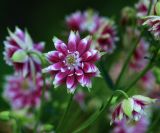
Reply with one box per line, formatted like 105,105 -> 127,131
0,0 -> 135,90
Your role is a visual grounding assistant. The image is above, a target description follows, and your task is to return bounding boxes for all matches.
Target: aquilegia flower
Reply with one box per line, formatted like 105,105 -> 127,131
130,38 -> 149,71
111,95 -> 156,124
66,11 -> 85,31
143,16 -> 160,39
135,0 -> 156,17
95,19 -> 118,53
3,73 -> 49,109
43,31 -> 100,93
113,117 -> 149,133
3,27 -> 45,77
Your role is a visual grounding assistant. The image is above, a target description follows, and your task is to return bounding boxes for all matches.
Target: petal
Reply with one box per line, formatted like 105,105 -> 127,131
53,72 -> 68,88
77,36 -> 92,55
46,51 -> 65,63
34,42 -> 45,52
81,49 -> 100,62
53,37 -> 67,54
68,31 -> 77,52
82,63 -> 98,73
43,62 -> 64,73
66,74 -> 75,89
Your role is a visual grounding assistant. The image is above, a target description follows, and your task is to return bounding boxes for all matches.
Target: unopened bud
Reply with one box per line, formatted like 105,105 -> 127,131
154,1 -> 160,16
0,111 -> 11,121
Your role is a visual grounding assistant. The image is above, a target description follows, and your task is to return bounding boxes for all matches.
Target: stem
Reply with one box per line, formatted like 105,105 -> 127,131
124,48 -> 159,92
115,34 -> 142,89
72,90 -> 127,133
98,60 -> 114,90
115,0 -> 153,89
56,93 -> 74,133
29,51 -> 47,133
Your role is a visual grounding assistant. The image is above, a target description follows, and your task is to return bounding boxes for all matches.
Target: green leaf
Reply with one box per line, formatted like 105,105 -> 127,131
122,98 -> 133,117
11,50 -> 28,63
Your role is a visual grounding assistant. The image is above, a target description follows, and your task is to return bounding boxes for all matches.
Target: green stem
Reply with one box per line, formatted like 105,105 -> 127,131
56,93 -> 74,133
124,48 -> 159,92
115,34 -> 142,89
29,51 -> 47,133
72,90 -> 127,133
115,0 -> 153,89
98,60 -> 114,90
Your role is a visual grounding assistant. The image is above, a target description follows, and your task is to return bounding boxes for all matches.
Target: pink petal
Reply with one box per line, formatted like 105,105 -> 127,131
77,36 -> 92,55
53,37 -> 67,54
81,49 -> 100,62
43,62 -> 64,72
46,51 -> 65,63
34,42 -> 45,51
66,74 -> 75,89
68,31 -> 77,52
83,63 -> 97,73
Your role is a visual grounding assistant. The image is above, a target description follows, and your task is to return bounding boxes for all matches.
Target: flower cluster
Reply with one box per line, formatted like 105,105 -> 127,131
66,10 -> 118,53
43,31 -> 100,93
3,27 -> 50,110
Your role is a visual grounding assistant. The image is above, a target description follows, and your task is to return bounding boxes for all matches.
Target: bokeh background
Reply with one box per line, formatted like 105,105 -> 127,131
0,0 -> 136,124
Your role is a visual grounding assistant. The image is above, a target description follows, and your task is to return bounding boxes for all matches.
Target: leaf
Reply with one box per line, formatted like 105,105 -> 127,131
122,98 -> 133,117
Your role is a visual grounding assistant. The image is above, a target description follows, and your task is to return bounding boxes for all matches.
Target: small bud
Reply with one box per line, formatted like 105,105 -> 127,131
155,1 -> 160,16
121,7 -> 136,25
11,49 -> 28,63
0,111 -> 11,121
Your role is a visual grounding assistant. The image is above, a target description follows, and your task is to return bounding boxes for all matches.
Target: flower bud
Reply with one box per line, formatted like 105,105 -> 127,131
121,7 -> 136,25
0,111 -> 11,121
154,1 -> 160,16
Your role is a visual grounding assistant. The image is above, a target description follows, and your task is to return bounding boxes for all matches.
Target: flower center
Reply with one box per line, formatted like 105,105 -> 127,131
66,54 -> 76,65
65,51 -> 80,69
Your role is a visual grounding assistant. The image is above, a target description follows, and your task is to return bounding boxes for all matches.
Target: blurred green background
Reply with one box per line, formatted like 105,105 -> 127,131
0,0 -> 136,108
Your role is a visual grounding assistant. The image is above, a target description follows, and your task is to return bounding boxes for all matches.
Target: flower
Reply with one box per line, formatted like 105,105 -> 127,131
113,117 -> 149,133
66,11 -> 85,31
3,27 -> 45,77
140,71 -> 155,90
43,31 -> 100,93
96,19 -> 118,53
135,0 -> 150,17
130,39 -> 149,71
111,95 -> 156,124
143,16 -> 160,39
81,10 -> 101,34
3,73 -> 49,109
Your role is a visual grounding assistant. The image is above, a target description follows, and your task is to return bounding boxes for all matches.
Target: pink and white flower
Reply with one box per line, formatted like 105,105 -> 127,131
43,31 -> 100,93
143,16 -> 160,39
140,71 -> 155,90
96,19 -> 118,53
130,39 -> 149,71
113,117 -> 149,133
3,27 -> 45,77
3,73 -> 49,109
135,0 -> 150,17
81,10 -> 101,34
111,95 -> 156,124
66,11 -> 85,31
